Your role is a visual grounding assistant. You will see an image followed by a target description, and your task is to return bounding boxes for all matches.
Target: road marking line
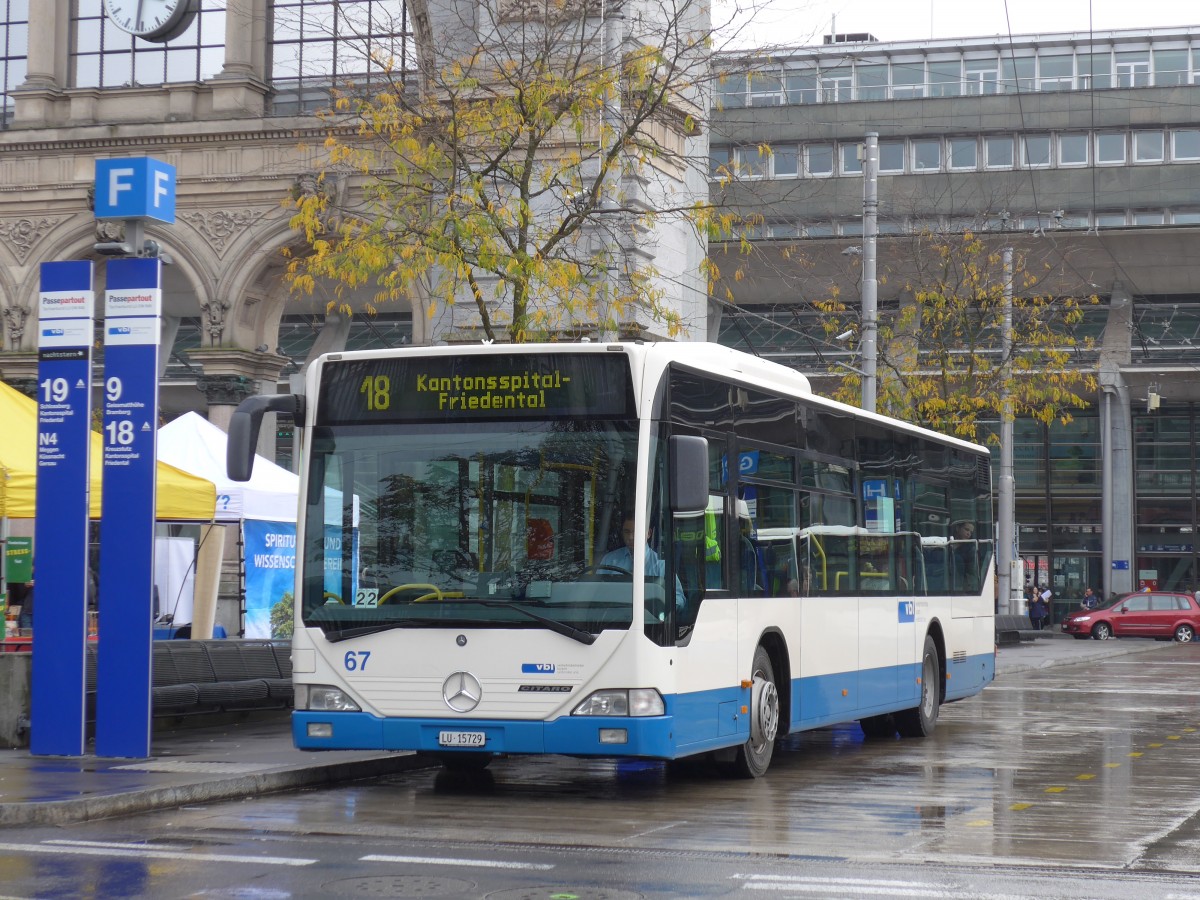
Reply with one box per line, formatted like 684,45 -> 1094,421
966,820 -> 991,827
734,876 -> 942,887
1009,802 -> 1033,811
1,840 -> 314,867
1129,751 -> 1144,757
1044,786 -> 1067,793
1148,743 -> 1164,748
1105,763 -> 1122,768
1075,774 -> 1095,780
1168,735 -> 1181,740
361,854 -> 554,870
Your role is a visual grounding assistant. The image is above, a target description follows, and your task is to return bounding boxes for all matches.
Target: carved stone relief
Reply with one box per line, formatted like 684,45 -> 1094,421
180,208 -> 265,255
0,217 -> 66,264
200,299 -> 232,346
3,305 -> 29,348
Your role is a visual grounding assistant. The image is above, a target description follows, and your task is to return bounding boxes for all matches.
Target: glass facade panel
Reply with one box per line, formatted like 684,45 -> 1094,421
1134,131 -> 1165,162
855,64 -> 888,100
840,143 -> 862,174
1116,50 -> 1150,87
964,58 -> 998,95
1096,133 -> 1126,164
985,136 -> 1014,168
891,60 -> 924,97
1079,51 -> 1112,88
785,70 -> 816,104
71,0 -> 225,88
948,138 -> 977,169
1001,56 -> 1034,92
1152,48 -> 1188,85
1173,129 -> 1200,160
1059,133 -> 1088,165
1023,134 -> 1051,167
912,139 -> 941,171
927,60 -> 961,97
0,0 -> 28,128
879,140 -> 904,171
270,0 -> 411,115
806,144 -> 833,176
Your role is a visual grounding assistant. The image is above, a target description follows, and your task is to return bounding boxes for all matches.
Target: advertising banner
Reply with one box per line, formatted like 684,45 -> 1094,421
243,519 -> 297,640
31,260 -> 93,757
96,256 -> 161,759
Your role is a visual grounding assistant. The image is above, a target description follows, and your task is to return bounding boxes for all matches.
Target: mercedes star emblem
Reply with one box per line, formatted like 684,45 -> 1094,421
442,671 -> 483,713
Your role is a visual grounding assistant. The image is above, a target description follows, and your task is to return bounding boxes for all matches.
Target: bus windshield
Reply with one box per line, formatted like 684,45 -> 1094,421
301,417 -> 643,637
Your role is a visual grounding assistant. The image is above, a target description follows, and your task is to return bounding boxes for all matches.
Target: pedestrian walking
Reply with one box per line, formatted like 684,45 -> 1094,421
1030,589 -> 1050,630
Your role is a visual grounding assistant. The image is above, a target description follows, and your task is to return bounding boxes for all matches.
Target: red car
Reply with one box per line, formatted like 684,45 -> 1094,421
1060,591 -> 1200,643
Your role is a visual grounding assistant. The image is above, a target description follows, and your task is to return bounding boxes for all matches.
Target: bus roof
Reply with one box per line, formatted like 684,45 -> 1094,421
312,340 -> 989,456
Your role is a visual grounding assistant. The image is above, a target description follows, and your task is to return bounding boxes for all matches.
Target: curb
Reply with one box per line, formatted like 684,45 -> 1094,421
0,752 -> 435,827
995,639 -> 1176,677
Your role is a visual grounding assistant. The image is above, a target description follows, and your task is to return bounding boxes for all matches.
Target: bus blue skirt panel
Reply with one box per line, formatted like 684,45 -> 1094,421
293,711 -> 682,757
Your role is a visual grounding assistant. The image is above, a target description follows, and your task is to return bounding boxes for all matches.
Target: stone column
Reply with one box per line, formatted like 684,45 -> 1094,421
211,0 -> 270,116
11,0 -> 68,128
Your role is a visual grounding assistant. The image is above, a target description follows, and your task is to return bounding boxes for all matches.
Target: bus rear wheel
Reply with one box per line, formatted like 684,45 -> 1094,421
727,645 -> 779,779
896,635 -> 940,738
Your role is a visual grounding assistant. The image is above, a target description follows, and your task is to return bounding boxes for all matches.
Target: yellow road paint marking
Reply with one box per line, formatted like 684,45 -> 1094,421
966,820 -> 991,827
1010,802 -> 1033,811
1045,786 -> 1067,793
1148,743 -> 1164,748
1129,751 -> 1144,757
1075,774 -> 1095,780
1183,728 -> 1196,733
1168,735 -> 1181,741
1104,763 -> 1121,768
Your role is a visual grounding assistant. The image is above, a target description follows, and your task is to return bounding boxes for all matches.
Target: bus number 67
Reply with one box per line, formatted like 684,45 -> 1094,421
344,651 -> 371,672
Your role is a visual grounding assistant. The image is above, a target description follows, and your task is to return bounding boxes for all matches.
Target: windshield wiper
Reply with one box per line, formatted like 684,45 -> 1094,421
322,600 -> 596,645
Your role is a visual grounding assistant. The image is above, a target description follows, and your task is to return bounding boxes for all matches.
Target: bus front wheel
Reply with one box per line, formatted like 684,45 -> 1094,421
896,635 -> 940,738
727,645 -> 779,779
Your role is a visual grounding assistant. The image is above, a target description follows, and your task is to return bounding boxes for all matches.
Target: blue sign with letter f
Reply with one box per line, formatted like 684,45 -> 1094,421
94,157 -> 176,223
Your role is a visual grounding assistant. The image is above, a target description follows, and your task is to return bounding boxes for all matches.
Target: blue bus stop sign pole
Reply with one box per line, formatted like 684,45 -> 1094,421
31,260 -> 95,757
95,257 -> 162,758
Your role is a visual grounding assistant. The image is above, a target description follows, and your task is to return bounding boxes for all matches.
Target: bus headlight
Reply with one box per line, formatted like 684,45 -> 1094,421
296,684 -> 361,712
572,688 -> 664,717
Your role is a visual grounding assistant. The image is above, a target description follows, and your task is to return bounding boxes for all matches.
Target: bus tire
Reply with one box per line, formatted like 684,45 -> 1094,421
896,635 -> 940,738
727,645 -> 779,779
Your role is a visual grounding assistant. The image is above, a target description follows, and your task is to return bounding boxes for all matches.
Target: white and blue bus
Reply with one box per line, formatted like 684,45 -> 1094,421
229,342 -> 995,776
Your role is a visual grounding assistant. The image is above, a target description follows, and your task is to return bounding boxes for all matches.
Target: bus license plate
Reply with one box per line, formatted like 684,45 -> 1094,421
438,731 -> 486,747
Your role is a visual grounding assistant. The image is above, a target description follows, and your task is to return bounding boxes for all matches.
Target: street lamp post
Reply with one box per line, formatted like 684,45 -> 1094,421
998,247 -> 1019,615
861,133 -> 878,415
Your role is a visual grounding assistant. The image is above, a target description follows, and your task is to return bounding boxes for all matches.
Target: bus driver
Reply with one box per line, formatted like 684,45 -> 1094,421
601,516 -> 687,614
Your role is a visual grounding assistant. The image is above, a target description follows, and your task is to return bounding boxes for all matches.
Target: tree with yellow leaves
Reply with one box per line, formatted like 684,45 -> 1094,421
816,230 -> 1099,442
284,0 -> 716,344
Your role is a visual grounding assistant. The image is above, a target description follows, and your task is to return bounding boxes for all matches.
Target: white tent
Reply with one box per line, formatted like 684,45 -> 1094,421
158,412 -> 300,523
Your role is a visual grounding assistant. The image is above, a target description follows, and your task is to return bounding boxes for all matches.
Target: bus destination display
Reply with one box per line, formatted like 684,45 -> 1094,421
317,353 -> 633,424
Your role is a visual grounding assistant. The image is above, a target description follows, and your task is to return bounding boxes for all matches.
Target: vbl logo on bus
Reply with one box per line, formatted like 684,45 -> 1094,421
521,663 -> 556,674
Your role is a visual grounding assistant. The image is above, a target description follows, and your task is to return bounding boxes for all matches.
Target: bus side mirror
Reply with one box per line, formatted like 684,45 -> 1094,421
670,435 -> 709,515
227,393 -> 305,482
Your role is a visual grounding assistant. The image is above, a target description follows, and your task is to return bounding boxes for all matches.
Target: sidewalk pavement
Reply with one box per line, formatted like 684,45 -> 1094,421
0,634 -> 1177,827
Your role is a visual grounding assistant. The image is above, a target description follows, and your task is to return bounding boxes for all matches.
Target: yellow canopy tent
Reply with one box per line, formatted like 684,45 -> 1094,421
0,379 -> 215,521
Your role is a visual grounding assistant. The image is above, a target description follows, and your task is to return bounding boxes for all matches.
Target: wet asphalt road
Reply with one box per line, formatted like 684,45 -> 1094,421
3,644 -> 1200,898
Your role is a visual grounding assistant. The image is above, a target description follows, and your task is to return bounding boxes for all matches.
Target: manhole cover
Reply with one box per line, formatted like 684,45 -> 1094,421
112,761 -> 274,774
486,889 -> 643,900
323,875 -> 477,897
